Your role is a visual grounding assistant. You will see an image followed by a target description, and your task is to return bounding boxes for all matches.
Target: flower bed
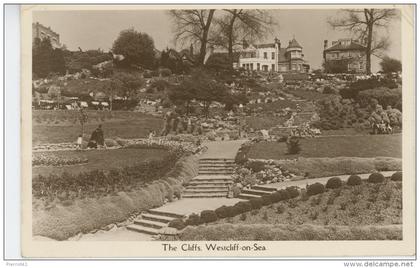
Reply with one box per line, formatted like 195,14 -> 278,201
32,153 -> 88,167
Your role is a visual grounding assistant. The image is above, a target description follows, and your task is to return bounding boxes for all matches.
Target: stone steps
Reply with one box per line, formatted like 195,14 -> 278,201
126,209 -> 184,235
183,158 -> 236,198
238,185 -> 278,200
183,192 -> 228,198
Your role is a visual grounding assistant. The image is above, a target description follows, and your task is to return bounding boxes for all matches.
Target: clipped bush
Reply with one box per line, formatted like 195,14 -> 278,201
326,177 -> 343,189
261,195 -> 273,206
285,186 -> 300,198
200,210 -> 218,223
368,173 -> 385,183
168,218 -> 186,230
249,197 -> 264,210
391,171 -> 402,181
233,201 -> 252,214
278,189 -> 291,200
269,192 -> 283,203
215,205 -> 234,219
185,213 -> 201,226
246,161 -> 266,172
307,183 -> 325,196
347,175 -> 362,186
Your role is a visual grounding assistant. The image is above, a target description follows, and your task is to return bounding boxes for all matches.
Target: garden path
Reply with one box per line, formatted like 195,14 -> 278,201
200,139 -> 247,159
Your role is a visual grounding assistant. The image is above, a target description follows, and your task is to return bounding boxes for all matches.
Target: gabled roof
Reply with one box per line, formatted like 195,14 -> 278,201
287,38 -> 302,49
324,41 -> 366,52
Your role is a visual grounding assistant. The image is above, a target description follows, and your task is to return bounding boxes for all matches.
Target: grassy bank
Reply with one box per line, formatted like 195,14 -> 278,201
248,134 -> 402,159
33,110 -> 164,145
32,154 -> 199,240
162,223 -> 402,241
217,180 -> 402,226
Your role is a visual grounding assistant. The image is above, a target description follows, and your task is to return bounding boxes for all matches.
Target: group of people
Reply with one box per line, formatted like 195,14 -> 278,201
76,124 -> 105,150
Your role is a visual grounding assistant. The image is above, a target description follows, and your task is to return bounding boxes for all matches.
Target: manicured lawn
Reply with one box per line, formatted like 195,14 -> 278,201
32,148 -> 170,177
248,134 -> 402,159
32,111 -> 164,145
245,115 -> 288,130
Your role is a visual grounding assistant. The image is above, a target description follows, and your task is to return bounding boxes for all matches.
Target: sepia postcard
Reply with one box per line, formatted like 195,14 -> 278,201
20,4 -> 415,258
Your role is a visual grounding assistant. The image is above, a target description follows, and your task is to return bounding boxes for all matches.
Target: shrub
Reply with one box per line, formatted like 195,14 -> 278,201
168,219 -> 186,230
261,195 -> 273,206
368,173 -> 385,183
249,197 -> 264,210
347,175 -> 362,186
233,201 -> 252,214
306,183 -> 325,196
215,206 -> 233,219
246,161 -> 266,172
278,189 -> 291,201
326,177 -> 343,189
286,136 -> 301,154
269,192 -> 283,203
231,185 -> 242,198
285,186 -> 300,198
391,171 -> 402,181
200,210 -> 218,223
185,213 -> 201,226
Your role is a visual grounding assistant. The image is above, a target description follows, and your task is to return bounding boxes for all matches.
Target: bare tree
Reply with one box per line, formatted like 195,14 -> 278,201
328,9 -> 397,74
168,9 -> 216,65
212,9 -> 275,68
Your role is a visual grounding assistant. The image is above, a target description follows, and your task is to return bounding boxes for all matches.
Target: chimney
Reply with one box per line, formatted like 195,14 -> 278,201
324,40 -> 328,50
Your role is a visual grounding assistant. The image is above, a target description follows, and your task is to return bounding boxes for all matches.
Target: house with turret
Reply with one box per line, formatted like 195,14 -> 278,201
237,37 -> 310,73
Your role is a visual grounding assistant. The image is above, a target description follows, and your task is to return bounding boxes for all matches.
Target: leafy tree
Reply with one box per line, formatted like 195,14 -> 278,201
329,9 -> 398,74
380,56 -> 402,73
112,28 -> 155,69
169,9 -> 216,65
33,37 -> 66,78
111,72 -> 144,99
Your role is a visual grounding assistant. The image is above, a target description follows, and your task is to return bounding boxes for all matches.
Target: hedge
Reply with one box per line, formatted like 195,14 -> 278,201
307,183 -> 326,196
168,218 -> 186,230
391,171 -> 402,181
368,173 -> 385,183
347,175 -> 362,186
200,210 -> 218,223
326,177 -> 343,189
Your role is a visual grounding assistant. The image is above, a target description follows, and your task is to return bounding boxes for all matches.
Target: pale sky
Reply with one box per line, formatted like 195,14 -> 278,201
33,9 -> 401,72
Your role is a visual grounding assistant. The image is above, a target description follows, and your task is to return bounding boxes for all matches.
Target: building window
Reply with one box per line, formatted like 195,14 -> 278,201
242,64 -> 245,68
272,64 -> 275,71
264,52 -> 267,59
272,52 -> 275,59
257,63 -> 260,71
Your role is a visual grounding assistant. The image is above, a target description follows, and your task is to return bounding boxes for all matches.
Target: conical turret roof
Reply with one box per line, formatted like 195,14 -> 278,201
287,38 -> 302,49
